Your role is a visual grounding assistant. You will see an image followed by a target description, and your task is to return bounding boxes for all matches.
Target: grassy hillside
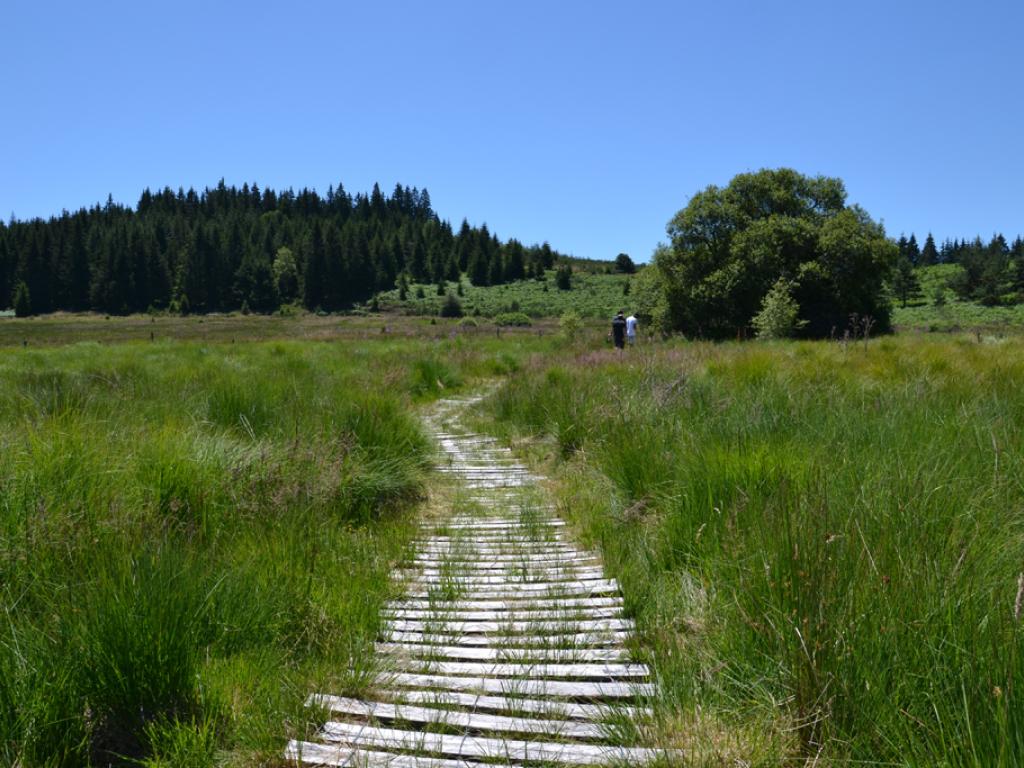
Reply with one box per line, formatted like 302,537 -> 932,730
0,334 -> 547,767
893,263 -> 1024,331
376,269 -> 636,319
481,335 -> 1024,765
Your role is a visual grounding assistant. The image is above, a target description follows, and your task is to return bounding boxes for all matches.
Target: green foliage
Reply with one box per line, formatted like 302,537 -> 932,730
891,255 -> 923,307
492,312 -> 531,327
614,253 -> 636,273
439,292 -> 463,318
555,264 -> 572,290
379,270 -> 631,319
558,310 -> 583,343
272,246 -> 299,302
12,280 -> 31,317
655,168 -> 896,337
751,278 -> 806,338
0,182 -> 571,316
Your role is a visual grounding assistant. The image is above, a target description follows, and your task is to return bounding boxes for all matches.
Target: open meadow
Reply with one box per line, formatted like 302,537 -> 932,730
3,315 -> 1022,766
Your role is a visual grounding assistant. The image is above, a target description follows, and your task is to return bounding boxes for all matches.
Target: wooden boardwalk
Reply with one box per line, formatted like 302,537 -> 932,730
287,396 -> 678,766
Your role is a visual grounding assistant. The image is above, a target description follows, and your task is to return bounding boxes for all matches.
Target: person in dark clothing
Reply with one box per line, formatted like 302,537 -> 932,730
611,310 -> 626,349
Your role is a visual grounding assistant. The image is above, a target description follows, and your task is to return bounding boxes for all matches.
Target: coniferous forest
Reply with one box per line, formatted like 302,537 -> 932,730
0,181 -> 563,315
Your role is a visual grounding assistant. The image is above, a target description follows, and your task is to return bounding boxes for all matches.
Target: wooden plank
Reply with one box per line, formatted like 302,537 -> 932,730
404,580 -> 620,599
360,690 -> 649,722
423,536 -> 569,544
385,659 -> 650,679
388,596 -> 624,611
412,554 -> 594,566
285,740 -> 495,767
414,542 -> 576,553
437,521 -> 564,530
382,607 -> 623,621
377,643 -> 630,663
407,559 -> 593,570
380,672 -> 654,698
404,569 -> 605,583
319,721 -> 674,765
310,697 -> 607,739
385,617 -> 633,636
383,630 -> 632,647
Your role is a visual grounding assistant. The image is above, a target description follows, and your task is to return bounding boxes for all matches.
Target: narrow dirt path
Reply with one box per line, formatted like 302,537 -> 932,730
287,394 -> 676,766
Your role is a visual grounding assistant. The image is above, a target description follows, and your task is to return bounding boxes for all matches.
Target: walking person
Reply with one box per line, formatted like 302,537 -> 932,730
611,310 -> 626,350
626,311 -> 638,345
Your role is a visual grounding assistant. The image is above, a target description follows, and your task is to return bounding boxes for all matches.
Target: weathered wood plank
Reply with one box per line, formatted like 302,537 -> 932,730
380,672 -> 655,698
309,697 -> 607,739
359,690 -> 650,721
382,607 -> 623,621
377,643 -> 630,663
404,580 -> 621,599
403,569 -> 607,585
385,617 -> 634,635
384,659 -> 650,679
388,596 -> 624,611
285,740 -> 498,767
319,722 -> 674,765
383,630 -> 632,647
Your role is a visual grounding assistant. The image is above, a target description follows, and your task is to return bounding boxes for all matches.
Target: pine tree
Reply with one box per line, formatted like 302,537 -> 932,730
555,263 -> 572,290
906,234 -> 920,265
892,256 -> 922,307
12,280 -> 31,317
920,233 -> 939,266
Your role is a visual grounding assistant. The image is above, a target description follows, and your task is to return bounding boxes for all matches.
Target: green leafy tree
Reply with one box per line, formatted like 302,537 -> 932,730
751,278 -> 806,339
614,253 -> 636,273
654,168 -> 896,338
272,247 -> 299,303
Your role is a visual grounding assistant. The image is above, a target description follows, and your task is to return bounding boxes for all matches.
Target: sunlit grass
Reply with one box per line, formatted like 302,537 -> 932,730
0,334 -> 548,767
483,334 -> 1024,765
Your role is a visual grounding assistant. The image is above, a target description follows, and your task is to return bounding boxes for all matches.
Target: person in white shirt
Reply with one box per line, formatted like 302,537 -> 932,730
625,312 -> 638,344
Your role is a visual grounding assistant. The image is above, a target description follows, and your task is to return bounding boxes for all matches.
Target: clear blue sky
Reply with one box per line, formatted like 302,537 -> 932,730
2,0 -> 1021,261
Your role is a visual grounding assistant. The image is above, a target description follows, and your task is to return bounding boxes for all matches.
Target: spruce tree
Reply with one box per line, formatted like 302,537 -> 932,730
892,256 -> 922,307
921,233 -> 939,266
12,280 -> 31,317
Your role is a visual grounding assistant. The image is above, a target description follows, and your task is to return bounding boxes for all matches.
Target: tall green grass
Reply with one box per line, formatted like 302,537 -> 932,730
484,337 -> 1024,765
0,337 -> 533,767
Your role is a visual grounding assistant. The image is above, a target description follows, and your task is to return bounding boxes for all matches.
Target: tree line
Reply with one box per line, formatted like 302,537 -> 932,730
0,181 -> 563,315
894,231 -> 1024,306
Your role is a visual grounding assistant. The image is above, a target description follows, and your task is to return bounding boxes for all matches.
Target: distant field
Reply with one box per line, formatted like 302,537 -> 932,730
376,269 -> 635,319
0,311 -> 564,348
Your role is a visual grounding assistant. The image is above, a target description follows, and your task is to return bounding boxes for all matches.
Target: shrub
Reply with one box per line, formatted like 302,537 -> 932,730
439,293 -> 463,318
555,264 -> 572,290
559,310 -> 584,343
752,278 -> 807,339
493,312 -> 531,327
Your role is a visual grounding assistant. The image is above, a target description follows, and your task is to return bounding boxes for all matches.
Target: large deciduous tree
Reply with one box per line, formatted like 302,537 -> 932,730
650,168 -> 897,337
